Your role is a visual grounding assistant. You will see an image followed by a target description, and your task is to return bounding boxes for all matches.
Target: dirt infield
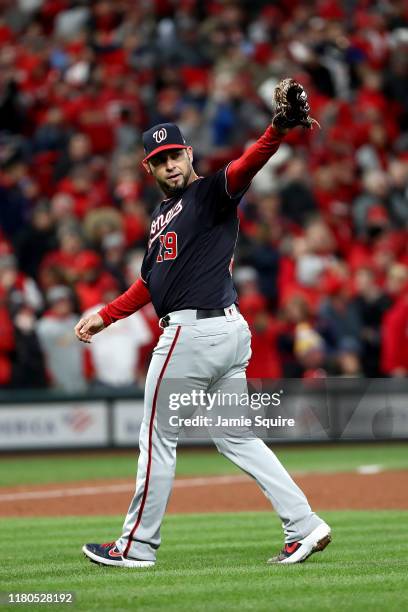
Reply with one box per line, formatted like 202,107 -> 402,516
0,470 -> 407,517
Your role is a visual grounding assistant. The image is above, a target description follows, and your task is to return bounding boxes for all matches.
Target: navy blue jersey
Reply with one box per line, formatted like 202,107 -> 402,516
141,167 -> 245,318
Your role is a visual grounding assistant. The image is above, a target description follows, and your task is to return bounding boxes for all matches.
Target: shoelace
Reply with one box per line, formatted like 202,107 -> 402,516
102,541 -> 116,548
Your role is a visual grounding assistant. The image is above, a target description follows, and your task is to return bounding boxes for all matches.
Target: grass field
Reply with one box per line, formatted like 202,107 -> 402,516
2,444 -> 407,611
1,443 -> 407,487
2,510 -> 408,612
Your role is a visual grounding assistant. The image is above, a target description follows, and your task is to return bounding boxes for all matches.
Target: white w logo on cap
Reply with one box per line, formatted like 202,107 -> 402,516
153,128 -> 167,143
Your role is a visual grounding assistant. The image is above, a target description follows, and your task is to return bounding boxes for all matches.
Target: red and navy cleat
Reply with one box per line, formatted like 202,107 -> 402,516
82,541 -> 155,568
267,523 -> 332,564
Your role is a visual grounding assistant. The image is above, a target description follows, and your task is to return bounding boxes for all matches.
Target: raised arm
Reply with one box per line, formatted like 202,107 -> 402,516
227,78 -> 318,197
226,125 -> 284,197
75,278 -> 151,343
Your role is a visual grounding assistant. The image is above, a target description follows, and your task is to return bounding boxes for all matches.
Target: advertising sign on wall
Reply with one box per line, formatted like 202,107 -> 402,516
0,403 -> 108,449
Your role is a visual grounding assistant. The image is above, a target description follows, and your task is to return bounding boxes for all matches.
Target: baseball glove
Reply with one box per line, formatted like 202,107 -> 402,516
272,78 -> 320,131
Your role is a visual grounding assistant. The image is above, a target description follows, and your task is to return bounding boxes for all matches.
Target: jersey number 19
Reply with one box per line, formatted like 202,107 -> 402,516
156,231 -> 178,262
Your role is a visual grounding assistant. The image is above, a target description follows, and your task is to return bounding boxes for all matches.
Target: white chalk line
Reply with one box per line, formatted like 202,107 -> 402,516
0,475 -> 250,502
0,466 -> 387,503
356,464 -> 383,475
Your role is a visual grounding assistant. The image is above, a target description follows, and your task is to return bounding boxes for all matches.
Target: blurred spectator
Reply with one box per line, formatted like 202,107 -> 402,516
101,232 -> 127,290
50,193 -> 76,225
0,288 -> 15,386
0,151 -> 33,242
381,287 -> 408,378
277,294 -> 312,377
74,250 -> 118,311
279,157 -> 317,226
351,267 -> 391,376
240,294 -> 281,379
114,108 -> 141,154
296,218 -> 337,288
317,274 -> 362,357
83,207 -> 123,248
39,225 -> 84,289
36,286 -> 85,391
388,159 -> 408,226
54,133 -> 92,182
10,303 -> 47,389
16,202 -> 57,280
83,285 -> 152,389
57,165 -> 106,219
385,263 -> 408,300
32,107 -> 71,154
353,169 -> 408,237
335,339 -> 363,377
294,323 -> 328,379
0,73 -> 22,135
0,253 -> 43,313
242,221 -> 280,305
352,170 -> 390,236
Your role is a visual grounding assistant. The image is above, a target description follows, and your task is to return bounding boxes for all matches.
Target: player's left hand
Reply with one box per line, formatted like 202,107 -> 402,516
272,78 -> 320,133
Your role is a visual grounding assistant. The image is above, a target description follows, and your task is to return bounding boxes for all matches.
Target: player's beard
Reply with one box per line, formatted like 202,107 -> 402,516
158,166 -> 192,196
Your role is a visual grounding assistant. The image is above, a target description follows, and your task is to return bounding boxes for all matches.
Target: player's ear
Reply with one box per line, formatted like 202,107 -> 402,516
142,161 -> 152,175
187,146 -> 193,163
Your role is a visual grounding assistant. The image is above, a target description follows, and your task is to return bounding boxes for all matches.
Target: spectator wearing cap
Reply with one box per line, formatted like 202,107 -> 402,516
352,170 -> 390,236
317,272 -> 362,358
364,204 -> 390,241
74,250 -> 118,311
57,165 -> 106,219
36,285 -> 86,391
347,225 -> 402,281
0,253 -> 43,313
39,225 -> 84,289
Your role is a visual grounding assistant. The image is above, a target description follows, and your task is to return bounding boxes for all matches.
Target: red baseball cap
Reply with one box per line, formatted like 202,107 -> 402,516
366,204 -> 389,223
75,250 -> 101,272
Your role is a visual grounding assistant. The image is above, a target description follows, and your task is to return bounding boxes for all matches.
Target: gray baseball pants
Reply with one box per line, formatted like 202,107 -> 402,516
116,306 -> 323,561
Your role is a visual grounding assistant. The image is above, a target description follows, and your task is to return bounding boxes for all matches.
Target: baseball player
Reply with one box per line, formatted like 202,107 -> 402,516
75,79 -> 331,567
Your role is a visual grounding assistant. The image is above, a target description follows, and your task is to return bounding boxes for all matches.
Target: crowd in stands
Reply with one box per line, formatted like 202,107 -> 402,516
0,0 -> 408,390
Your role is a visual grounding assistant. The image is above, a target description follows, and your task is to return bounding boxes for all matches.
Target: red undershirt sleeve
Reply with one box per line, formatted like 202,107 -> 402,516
226,125 -> 284,197
98,277 -> 151,327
